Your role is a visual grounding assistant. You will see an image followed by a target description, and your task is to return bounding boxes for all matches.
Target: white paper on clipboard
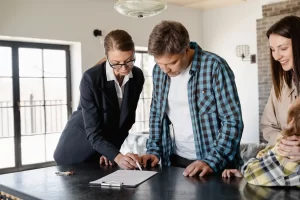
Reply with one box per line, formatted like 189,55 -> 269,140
89,170 -> 158,187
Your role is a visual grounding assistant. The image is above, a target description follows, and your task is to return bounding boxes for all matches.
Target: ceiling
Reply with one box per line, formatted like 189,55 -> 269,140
165,0 -> 248,10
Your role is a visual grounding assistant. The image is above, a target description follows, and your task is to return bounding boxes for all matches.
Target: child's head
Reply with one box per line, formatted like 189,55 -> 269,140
283,97 -> 300,137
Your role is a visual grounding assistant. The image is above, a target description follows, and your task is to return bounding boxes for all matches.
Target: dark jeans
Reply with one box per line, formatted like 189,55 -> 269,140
170,154 -> 195,168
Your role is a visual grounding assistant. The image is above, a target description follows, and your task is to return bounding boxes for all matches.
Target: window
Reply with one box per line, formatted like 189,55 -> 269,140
130,51 -> 155,133
0,41 -> 71,174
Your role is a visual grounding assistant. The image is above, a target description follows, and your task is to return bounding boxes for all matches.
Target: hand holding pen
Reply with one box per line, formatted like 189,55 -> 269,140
129,151 -> 142,171
114,152 -> 142,170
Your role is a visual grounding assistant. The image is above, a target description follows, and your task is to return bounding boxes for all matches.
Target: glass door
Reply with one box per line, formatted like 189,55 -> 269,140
0,46 -> 15,169
0,41 -> 71,173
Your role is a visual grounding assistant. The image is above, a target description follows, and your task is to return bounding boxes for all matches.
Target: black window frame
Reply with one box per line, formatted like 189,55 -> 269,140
0,40 -> 72,174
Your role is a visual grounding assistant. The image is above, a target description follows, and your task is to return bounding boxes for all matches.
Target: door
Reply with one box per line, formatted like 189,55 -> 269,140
0,41 -> 71,173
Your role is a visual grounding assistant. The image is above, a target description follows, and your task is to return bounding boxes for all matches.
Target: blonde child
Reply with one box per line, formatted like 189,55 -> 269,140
222,97 -> 300,186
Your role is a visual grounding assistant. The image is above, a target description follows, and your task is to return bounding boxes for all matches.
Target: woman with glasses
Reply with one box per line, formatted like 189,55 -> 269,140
54,30 -> 145,169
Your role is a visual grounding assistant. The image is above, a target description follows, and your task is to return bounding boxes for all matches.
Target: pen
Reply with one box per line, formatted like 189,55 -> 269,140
136,160 -> 142,171
129,151 -> 142,171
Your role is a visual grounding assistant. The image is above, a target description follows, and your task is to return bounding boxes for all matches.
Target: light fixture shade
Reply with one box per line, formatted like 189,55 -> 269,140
114,0 -> 167,18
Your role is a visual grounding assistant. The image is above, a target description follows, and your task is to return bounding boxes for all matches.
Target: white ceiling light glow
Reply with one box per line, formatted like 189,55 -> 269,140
114,0 -> 167,18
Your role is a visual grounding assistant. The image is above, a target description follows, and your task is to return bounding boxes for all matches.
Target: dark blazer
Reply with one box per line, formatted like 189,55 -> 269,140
54,62 -> 144,165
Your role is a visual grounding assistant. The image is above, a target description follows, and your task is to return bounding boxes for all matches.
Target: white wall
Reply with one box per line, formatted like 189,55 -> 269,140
202,0 -> 263,144
1,0 -> 284,144
0,0 -> 203,109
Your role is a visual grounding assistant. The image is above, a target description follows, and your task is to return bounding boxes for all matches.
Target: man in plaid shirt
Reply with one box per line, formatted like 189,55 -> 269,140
140,20 -> 244,177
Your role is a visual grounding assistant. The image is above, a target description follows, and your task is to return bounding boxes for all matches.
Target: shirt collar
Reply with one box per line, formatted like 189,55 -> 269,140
105,60 -> 133,83
189,42 -> 202,74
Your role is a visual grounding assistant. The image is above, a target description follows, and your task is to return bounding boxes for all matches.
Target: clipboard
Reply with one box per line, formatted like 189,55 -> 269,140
89,170 -> 157,188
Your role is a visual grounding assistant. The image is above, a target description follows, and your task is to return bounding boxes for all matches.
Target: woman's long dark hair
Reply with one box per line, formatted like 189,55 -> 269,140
266,15 -> 300,99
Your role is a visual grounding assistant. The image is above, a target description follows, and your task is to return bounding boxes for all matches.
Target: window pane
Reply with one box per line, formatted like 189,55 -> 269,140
0,138 -> 15,169
20,106 -> 45,135
0,108 -> 14,138
135,100 -> 144,122
46,133 -> 60,162
19,48 -> 43,77
144,121 -> 149,131
22,135 -> 46,165
44,78 -> 66,105
143,77 -> 153,98
135,52 -> 142,68
43,49 -> 66,77
0,46 -> 12,77
0,78 -> 13,107
142,54 -> 155,77
20,78 -> 44,106
46,105 -> 67,133
130,51 -> 153,133
144,99 -> 151,121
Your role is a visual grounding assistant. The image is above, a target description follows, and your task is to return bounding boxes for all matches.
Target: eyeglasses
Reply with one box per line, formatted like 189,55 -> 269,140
107,56 -> 136,70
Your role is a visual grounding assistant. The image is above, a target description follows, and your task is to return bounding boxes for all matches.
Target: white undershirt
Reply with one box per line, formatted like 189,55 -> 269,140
166,64 -> 196,160
106,61 -> 133,108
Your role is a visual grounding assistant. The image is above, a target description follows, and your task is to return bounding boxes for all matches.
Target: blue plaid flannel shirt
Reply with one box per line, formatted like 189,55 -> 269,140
146,42 -> 244,172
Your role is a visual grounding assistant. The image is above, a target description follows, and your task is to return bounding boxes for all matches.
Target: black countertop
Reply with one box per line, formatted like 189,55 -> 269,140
0,162 -> 299,200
